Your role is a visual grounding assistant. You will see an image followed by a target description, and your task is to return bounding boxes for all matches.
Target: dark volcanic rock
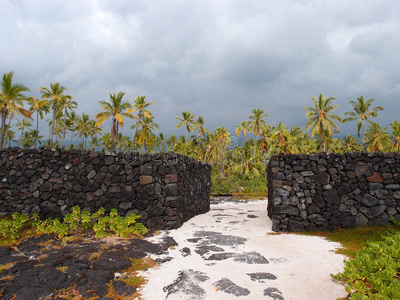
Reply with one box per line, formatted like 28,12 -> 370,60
214,277 -> 250,297
247,272 -> 277,282
163,269 -> 210,299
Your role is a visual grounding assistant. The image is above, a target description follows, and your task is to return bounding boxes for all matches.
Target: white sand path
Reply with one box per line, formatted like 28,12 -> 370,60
140,199 -> 348,300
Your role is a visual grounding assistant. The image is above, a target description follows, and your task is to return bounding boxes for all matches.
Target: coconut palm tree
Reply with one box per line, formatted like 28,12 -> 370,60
390,120 -> 400,152
99,132 -> 112,151
248,108 -> 268,158
271,122 -> 291,154
95,92 -> 133,152
128,95 -> 153,151
76,113 -> 92,149
304,94 -> 341,151
27,97 -> 49,148
57,97 -> 77,147
20,129 -> 42,148
235,121 -> 250,175
364,122 -> 391,152
343,96 -> 384,150
38,82 -> 72,148
166,134 -> 178,151
286,126 -> 306,154
176,111 -> 195,142
156,133 -> 167,151
134,116 -> 159,151
65,111 -> 78,147
214,127 -> 231,175
0,72 -> 31,148
16,119 -> 32,146
341,135 -> 361,153
194,116 -> 209,136
5,126 -> 16,147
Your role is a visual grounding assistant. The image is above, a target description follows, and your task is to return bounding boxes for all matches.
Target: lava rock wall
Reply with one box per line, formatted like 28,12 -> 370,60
267,152 -> 400,231
0,148 -> 211,230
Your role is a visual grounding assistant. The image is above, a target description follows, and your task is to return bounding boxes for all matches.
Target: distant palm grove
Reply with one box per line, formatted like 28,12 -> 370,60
1,71 -> 398,194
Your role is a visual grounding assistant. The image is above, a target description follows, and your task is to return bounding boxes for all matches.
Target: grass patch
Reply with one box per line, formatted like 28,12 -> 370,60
0,262 -> 16,272
89,251 -> 102,261
0,275 -> 15,281
298,224 -> 400,258
47,282 -> 98,300
105,256 -> 158,299
56,266 -> 68,273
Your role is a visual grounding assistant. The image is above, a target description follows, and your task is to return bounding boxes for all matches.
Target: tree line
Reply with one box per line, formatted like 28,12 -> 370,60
1,71 -> 399,181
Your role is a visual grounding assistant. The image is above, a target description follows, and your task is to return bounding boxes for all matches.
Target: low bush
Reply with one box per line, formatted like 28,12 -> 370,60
332,231 -> 400,299
211,171 -> 267,196
0,206 -> 147,241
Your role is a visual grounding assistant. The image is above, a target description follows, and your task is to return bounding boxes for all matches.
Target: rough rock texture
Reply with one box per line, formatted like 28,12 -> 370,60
0,234 -> 177,300
0,148 -> 211,230
267,152 -> 400,231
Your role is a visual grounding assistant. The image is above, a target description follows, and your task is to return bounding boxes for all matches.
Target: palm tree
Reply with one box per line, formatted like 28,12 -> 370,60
390,120 -> 400,152
5,126 -> 16,147
156,133 -> 167,151
99,132 -> 112,151
341,135 -> 361,153
0,72 -> 31,148
95,92 -> 133,152
133,116 -> 159,151
286,126 -> 306,154
20,129 -> 42,148
194,116 -> 209,136
343,96 -> 384,150
66,111 -> 78,146
214,127 -> 231,175
57,97 -> 77,147
304,94 -> 342,151
364,122 -> 391,152
27,97 -> 49,148
235,121 -> 250,175
76,113 -> 92,149
115,133 -> 132,152
248,108 -> 267,158
38,82 -> 72,148
166,134 -> 178,151
16,119 -> 32,146
128,95 -> 153,151
271,122 -> 290,154
176,111 -> 195,142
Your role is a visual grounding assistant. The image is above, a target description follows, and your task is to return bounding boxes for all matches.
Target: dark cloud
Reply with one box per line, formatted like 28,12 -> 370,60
0,0 -> 399,139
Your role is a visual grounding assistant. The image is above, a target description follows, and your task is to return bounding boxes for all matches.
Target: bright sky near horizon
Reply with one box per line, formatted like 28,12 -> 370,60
1,0 -> 399,141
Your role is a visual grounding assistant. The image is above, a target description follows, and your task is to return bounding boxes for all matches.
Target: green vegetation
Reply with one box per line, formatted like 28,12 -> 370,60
0,206 -> 147,242
333,232 -> 400,299
0,71 -> 396,194
300,222 -> 400,299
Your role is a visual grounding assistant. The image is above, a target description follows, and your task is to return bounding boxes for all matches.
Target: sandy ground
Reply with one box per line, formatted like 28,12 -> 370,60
140,199 -> 348,300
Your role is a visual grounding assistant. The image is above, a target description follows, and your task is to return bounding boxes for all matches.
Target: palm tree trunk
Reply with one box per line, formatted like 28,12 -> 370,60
132,121 -> 140,152
4,111 -> 14,148
253,135 -> 258,160
0,106 -> 7,148
35,111 -> 39,149
241,136 -> 245,175
49,103 -> 56,148
361,120 -> 365,150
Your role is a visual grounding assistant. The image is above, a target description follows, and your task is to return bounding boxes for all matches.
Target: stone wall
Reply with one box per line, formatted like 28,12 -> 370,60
267,152 -> 400,232
0,148 -> 211,230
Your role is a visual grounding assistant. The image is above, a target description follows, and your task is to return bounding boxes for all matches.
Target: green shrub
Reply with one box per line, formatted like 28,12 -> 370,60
332,232 -> 400,299
0,206 -> 147,241
0,212 -> 40,240
211,170 -> 267,195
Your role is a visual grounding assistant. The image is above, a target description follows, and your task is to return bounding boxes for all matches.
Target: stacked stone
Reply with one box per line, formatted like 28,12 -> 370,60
267,152 -> 400,232
0,147 -> 211,230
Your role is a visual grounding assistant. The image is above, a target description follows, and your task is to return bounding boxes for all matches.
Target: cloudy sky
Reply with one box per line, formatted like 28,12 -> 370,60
1,0 -> 400,141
